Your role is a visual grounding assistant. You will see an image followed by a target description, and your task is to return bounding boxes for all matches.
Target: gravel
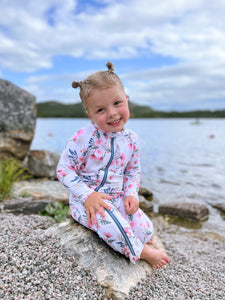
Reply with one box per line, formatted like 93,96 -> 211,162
0,212 -> 225,300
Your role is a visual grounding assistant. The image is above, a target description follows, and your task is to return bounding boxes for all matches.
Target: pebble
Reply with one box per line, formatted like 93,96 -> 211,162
0,212 -> 225,299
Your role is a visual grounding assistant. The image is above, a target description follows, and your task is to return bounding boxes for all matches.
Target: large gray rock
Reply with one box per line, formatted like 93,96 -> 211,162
46,220 -> 165,299
158,201 -> 209,221
0,79 -> 36,159
12,179 -> 69,202
27,150 -> 59,178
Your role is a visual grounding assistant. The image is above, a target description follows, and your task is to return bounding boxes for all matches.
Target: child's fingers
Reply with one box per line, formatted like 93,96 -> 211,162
90,210 -> 97,224
98,206 -> 106,218
102,193 -> 112,200
101,201 -> 111,211
87,207 -> 97,225
125,203 -> 130,214
86,210 -> 92,226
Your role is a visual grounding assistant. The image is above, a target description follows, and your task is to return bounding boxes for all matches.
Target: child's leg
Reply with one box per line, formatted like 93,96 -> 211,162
118,204 -> 154,244
118,204 -> 169,269
70,199 -> 169,267
95,204 -> 145,263
70,199 -> 144,263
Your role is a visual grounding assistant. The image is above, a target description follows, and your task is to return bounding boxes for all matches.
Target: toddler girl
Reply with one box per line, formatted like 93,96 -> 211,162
57,62 -> 169,269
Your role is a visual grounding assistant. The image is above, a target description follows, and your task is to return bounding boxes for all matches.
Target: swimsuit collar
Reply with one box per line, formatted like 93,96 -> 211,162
92,122 -> 125,138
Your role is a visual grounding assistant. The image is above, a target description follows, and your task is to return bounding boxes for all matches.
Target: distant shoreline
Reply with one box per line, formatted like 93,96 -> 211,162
37,101 -> 225,118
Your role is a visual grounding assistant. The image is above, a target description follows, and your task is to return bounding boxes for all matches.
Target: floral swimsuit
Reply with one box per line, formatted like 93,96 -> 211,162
57,122 -> 153,263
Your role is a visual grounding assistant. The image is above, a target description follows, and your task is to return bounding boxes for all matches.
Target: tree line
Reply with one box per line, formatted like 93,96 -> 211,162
37,101 -> 225,118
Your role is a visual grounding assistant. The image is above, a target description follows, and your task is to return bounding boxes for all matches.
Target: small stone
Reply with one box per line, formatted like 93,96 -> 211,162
158,202 -> 209,221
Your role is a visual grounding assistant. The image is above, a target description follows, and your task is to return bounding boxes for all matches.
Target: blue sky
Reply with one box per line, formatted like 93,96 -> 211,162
1,0 -> 225,111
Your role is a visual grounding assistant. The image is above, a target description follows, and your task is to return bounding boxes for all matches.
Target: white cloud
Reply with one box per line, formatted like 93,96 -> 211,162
1,0 -> 225,70
1,0 -> 225,110
123,61 -> 225,110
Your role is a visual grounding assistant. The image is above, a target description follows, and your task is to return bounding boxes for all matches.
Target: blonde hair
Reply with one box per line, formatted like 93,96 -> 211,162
72,62 -> 125,107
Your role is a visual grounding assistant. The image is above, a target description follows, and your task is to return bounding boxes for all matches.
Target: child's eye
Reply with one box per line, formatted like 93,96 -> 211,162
114,101 -> 121,106
97,108 -> 104,113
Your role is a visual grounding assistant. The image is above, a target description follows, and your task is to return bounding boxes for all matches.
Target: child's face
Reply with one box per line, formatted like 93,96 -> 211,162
86,85 -> 129,132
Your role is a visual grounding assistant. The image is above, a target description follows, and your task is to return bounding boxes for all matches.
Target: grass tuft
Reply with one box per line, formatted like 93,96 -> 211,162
0,158 -> 30,201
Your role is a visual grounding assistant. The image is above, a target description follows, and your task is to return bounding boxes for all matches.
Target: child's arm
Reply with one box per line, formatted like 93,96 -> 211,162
56,130 -> 94,204
57,143 -> 111,225
123,131 -> 141,203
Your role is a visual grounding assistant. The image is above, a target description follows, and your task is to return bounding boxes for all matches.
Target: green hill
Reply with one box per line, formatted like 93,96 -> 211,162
37,101 -> 87,118
37,101 -> 225,118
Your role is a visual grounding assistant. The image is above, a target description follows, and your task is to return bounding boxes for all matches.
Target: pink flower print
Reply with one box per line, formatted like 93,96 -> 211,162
73,129 -> 84,142
95,139 -> 102,146
128,143 -> 133,149
124,227 -> 132,236
77,129 -> 84,136
129,220 -> 137,228
120,153 -> 125,162
78,157 -> 84,163
124,246 -> 130,256
146,220 -> 152,228
128,184 -> 133,189
104,232 -> 112,238
90,154 -> 97,160
69,165 -> 76,170
126,165 -> 133,171
132,256 -> 139,262
96,149 -> 102,156
137,211 -> 142,219
57,169 -> 68,177
109,175 -> 114,180
73,137 -> 77,143
120,153 -> 125,166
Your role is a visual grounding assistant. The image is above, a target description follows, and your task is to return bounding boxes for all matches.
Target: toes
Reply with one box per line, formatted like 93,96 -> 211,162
153,259 -> 169,269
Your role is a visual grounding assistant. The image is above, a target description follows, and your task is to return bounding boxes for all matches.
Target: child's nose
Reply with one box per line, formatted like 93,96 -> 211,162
108,107 -> 116,117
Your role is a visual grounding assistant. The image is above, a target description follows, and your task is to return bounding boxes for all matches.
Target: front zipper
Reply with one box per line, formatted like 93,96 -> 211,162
104,208 -> 136,256
94,136 -> 136,257
95,137 -> 115,192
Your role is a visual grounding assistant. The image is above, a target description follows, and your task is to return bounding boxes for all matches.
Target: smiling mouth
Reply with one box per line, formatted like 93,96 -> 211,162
108,118 -> 121,126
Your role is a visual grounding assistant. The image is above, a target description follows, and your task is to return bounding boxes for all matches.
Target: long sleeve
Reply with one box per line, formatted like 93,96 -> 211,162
123,132 -> 141,201
56,129 -> 94,204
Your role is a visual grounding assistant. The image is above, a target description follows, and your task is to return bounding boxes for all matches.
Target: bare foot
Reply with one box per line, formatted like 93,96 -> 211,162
140,244 -> 169,269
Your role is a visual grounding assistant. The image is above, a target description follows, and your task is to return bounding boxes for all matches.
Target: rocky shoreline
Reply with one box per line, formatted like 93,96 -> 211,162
1,209 -> 225,299
1,64 -> 225,299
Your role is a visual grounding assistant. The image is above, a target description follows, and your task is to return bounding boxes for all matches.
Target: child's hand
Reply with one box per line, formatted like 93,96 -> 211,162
124,196 -> 139,215
84,192 -> 112,226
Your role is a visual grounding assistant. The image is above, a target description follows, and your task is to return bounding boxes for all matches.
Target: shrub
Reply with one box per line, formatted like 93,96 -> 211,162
39,202 -> 69,223
0,158 -> 30,201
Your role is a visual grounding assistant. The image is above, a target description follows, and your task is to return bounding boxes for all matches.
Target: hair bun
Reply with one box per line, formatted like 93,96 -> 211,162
106,61 -> 114,73
72,81 -> 82,88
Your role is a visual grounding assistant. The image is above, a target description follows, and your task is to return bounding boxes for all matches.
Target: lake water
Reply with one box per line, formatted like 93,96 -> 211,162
31,118 -> 225,237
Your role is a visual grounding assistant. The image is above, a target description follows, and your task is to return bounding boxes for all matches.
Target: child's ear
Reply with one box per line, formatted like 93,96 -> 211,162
86,110 -> 92,120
